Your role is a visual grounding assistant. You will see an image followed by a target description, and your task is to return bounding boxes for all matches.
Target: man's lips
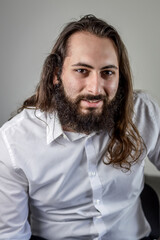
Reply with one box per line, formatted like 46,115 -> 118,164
80,99 -> 103,108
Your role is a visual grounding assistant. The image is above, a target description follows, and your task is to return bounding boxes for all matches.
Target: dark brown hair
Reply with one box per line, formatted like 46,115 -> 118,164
19,14 -> 144,170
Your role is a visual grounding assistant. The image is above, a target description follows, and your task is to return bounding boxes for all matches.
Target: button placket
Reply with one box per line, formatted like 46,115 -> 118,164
85,136 -> 107,237
85,137 -> 103,206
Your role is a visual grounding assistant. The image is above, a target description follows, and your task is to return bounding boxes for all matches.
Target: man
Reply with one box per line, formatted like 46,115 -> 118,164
0,15 -> 159,240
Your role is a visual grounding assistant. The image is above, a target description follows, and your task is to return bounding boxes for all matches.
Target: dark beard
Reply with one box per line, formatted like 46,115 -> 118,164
54,80 -> 122,134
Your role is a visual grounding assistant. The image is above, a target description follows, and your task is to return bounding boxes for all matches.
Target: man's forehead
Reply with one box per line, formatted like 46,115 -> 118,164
66,31 -> 112,54
65,31 -> 119,67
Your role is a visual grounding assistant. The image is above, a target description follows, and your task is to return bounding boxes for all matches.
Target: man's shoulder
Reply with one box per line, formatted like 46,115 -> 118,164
0,108 -> 47,135
134,90 -> 151,102
134,90 -> 159,110
133,90 -> 160,125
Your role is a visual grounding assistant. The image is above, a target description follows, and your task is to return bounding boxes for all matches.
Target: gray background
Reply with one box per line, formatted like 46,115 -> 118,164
0,0 -> 160,191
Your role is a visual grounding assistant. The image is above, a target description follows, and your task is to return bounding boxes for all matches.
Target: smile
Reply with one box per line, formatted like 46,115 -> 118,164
87,100 -> 101,103
80,99 -> 103,108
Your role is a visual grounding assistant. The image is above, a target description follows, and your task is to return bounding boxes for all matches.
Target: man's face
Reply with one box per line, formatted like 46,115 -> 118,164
53,32 -> 120,133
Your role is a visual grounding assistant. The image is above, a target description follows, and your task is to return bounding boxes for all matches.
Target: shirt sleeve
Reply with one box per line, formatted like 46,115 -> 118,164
134,91 -> 160,171
0,131 -> 31,240
146,94 -> 160,170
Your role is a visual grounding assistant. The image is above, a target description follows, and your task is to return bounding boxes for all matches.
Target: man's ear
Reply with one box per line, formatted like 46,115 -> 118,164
53,67 -> 59,85
53,74 -> 58,85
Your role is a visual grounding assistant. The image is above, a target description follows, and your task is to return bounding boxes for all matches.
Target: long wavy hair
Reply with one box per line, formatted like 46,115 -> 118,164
19,15 -> 144,171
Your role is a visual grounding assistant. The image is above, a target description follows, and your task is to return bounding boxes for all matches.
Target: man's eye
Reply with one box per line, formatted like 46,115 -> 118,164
101,70 -> 115,78
102,70 -> 114,76
75,69 -> 87,74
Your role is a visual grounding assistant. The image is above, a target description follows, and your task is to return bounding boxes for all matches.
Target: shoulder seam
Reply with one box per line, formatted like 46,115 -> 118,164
1,130 -> 17,169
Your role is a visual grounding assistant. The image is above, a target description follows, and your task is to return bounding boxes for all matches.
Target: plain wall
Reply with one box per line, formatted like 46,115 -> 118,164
0,0 -> 160,179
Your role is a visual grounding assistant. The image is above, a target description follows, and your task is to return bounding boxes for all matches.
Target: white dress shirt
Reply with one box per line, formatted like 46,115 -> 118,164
0,91 -> 160,240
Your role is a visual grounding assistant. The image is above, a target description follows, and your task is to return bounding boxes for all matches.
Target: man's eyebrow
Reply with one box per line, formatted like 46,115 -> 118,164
71,62 -> 118,70
101,65 -> 118,70
72,63 -> 94,69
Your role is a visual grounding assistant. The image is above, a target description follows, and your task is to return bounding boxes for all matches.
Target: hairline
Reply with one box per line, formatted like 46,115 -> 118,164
64,30 -> 120,64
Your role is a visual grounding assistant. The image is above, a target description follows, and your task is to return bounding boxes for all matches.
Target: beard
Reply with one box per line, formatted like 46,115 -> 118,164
54,79 -> 122,134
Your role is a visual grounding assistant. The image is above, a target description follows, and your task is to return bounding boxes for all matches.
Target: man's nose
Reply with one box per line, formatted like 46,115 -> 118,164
87,73 -> 102,95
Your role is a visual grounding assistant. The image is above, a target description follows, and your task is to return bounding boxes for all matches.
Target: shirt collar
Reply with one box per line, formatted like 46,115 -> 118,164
46,111 -> 97,144
46,112 -> 63,144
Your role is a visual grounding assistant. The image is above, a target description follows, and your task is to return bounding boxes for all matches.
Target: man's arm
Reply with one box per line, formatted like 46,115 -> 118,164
0,132 -> 31,240
146,94 -> 160,171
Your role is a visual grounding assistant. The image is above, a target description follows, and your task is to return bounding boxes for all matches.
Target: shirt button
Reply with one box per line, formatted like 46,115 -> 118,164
63,134 -> 67,140
95,199 -> 100,205
89,171 -> 96,177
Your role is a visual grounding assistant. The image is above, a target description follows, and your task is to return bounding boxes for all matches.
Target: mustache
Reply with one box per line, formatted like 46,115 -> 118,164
75,94 -> 107,103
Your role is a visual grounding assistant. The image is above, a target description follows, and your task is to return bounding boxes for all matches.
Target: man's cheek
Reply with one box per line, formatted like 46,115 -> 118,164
107,83 -> 119,101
